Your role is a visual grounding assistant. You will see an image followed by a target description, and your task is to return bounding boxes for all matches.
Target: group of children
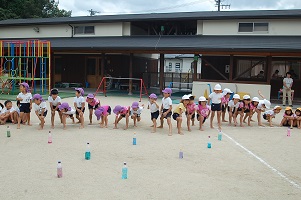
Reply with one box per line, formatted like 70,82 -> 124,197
1,82 -> 301,134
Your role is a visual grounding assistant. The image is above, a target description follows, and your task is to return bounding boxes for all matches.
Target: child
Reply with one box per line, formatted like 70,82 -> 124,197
16,82 -> 32,128
237,95 -> 251,127
221,88 -> 232,122
158,88 -> 173,136
228,94 -> 240,126
0,100 -> 18,124
263,106 -> 282,127
113,105 -> 130,130
293,108 -> 301,129
58,102 -> 76,130
94,105 -> 111,128
208,84 -> 223,130
48,88 -> 62,128
256,90 -> 271,126
186,94 -> 196,132
244,97 -> 260,125
147,93 -> 159,133
86,93 -> 100,125
280,107 -> 295,129
130,102 -> 144,127
74,88 -> 85,129
196,96 -> 211,131
172,95 -> 190,135
32,94 -> 47,130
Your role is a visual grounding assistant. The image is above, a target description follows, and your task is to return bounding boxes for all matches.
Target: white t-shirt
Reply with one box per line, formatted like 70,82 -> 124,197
33,102 -> 47,114
257,100 -> 265,110
1,107 -> 16,114
48,96 -> 61,106
17,92 -> 32,103
148,102 -> 159,113
209,92 -> 223,104
74,96 -> 85,108
130,107 -> 143,115
228,100 -> 240,109
264,110 -> 275,117
283,78 -> 293,88
162,97 -> 172,109
63,109 -> 76,115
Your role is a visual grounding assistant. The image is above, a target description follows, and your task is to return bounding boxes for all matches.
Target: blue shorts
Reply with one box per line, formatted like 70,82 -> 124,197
211,103 -> 221,112
151,110 -> 159,120
19,103 -> 31,113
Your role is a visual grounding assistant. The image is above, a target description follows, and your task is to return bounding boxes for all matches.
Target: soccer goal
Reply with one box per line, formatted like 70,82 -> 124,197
95,77 -> 148,102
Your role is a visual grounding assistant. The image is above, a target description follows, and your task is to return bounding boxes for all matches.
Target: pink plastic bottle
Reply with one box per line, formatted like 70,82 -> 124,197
48,131 -> 52,144
57,161 -> 62,178
287,128 -> 291,137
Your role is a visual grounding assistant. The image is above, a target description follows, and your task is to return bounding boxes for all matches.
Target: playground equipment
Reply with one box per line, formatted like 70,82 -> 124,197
0,39 -> 51,94
95,77 -> 148,102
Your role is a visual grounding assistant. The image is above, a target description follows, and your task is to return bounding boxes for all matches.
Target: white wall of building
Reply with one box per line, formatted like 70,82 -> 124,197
0,22 -> 129,38
201,19 -> 301,36
192,81 -> 271,100
159,57 -> 201,73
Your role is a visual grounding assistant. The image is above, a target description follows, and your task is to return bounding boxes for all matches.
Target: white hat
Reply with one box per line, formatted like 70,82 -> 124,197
243,95 -> 251,100
274,105 -> 281,110
223,88 -> 232,94
182,95 -> 190,100
214,84 -> 222,91
198,96 -> 207,102
263,99 -> 271,109
252,97 -> 260,102
233,94 -> 240,99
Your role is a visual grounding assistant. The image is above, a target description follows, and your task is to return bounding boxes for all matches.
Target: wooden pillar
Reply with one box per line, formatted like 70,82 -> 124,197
193,54 -> 198,81
229,54 -> 234,81
159,53 -> 164,92
266,56 -> 272,84
128,53 -> 133,95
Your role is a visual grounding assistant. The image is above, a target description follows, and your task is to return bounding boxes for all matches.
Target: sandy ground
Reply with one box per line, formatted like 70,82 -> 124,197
0,95 -> 301,200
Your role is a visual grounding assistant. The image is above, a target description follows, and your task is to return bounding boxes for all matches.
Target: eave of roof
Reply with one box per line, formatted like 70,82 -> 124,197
2,35 -> 299,53
0,9 -> 301,27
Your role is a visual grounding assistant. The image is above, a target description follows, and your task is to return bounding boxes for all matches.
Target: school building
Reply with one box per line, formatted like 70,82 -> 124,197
0,9 -> 301,98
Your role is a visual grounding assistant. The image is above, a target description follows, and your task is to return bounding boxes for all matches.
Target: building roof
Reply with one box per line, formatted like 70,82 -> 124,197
24,35 -> 301,53
1,9 -> 301,26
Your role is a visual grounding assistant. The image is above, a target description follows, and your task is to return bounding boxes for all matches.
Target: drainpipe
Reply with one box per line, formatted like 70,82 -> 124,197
68,24 -> 74,38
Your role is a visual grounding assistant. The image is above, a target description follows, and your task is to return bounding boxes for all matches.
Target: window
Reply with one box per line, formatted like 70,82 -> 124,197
175,63 -> 181,73
238,22 -> 269,33
166,62 -> 172,72
74,26 -> 95,35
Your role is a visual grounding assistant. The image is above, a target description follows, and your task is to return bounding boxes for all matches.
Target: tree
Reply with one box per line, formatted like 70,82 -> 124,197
0,0 -> 71,20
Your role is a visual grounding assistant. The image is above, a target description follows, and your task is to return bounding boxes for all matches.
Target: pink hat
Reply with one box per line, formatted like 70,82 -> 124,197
162,88 -> 172,94
94,107 -> 104,120
19,82 -> 30,92
58,102 -> 71,111
75,88 -> 84,96
131,102 -> 139,109
32,93 -> 43,101
87,93 -> 94,99
149,93 -> 157,99
113,105 -> 123,114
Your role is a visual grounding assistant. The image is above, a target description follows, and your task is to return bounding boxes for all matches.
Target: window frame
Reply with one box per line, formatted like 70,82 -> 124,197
238,22 -> 269,34
74,26 -> 95,35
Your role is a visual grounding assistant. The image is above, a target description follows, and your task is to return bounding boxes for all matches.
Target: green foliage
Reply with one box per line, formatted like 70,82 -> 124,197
0,0 -> 71,20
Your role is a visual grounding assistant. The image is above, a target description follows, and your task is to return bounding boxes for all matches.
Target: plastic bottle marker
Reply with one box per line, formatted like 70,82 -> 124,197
179,148 -> 183,159
57,161 -> 62,178
122,162 -> 128,179
48,131 -> 52,144
218,130 -> 222,141
85,142 -> 91,160
6,126 -> 11,138
287,128 -> 291,137
133,132 -> 137,145
207,136 -> 212,148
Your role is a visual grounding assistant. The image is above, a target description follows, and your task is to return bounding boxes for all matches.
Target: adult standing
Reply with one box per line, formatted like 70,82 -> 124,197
283,72 -> 293,107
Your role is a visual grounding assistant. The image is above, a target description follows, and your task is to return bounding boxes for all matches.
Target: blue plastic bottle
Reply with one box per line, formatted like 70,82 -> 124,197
207,136 -> 212,148
122,162 -> 128,179
179,148 -> 183,159
218,131 -> 222,141
133,132 -> 137,145
85,142 -> 91,160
